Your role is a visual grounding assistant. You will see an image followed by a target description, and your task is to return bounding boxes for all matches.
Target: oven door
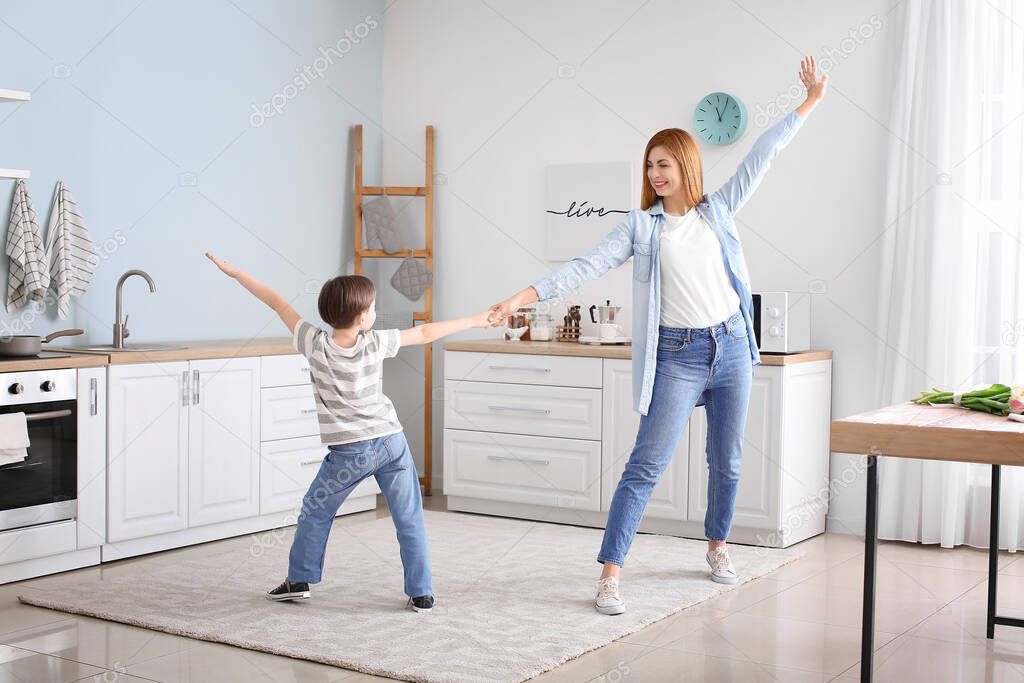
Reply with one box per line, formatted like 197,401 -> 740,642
0,399 -> 78,532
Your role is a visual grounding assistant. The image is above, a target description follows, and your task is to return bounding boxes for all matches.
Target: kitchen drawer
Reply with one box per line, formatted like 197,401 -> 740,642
443,429 -> 601,510
0,520 -> 77,565
444,351 -> 601,388
261,385 -> 319,441
260,436 -> 380,515
261,354 -> 312,388
445,380 -> 601,440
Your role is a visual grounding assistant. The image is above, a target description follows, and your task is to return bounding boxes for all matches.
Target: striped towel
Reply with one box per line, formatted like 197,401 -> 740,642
44,181 -> 98,319
4,179 -> 50,312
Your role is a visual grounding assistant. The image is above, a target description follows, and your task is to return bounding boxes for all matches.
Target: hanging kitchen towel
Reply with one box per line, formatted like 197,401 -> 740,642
0,412 -> 30,466
361,195 -> 406,253
5,179 -> 50,312
44,181 -> 98,319
390,254 -> 433,302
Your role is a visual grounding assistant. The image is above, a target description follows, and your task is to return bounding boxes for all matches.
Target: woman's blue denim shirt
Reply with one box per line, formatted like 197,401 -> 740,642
531,110 -> 805,416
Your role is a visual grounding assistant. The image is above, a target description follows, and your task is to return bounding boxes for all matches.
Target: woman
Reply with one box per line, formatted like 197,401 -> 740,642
490,57 -> 828,615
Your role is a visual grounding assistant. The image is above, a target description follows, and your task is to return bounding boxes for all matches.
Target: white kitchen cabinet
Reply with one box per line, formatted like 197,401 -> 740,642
443,346 -> 833,548
107,361 -> 189,542
444,380 -> 602,440
260,385 -> 319,441
444,428 -> 602,510
76,367 -> 107,549
259,354 -> 380,518
188,357 -> 260,527
260,434 -> 381,515
687,360 -> 832,546
601,359 -> 688,521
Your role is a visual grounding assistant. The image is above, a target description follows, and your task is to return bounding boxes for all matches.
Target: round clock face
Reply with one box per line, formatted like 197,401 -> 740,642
694,92 -> 747,145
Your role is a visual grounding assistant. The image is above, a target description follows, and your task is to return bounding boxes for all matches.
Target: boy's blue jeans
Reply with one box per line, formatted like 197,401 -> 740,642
287,430 -> 432,598
598,309 -> 753,567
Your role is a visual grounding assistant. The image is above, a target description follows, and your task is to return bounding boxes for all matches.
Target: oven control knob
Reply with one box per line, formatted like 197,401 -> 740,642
40,380 -> 55,392
8,383 -> 23,394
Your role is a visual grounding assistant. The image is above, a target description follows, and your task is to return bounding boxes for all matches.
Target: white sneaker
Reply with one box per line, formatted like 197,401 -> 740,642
595,576 -> 625,615
706,546 -> 739,584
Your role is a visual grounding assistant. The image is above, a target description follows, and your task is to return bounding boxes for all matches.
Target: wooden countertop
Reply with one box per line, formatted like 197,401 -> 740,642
51,337 -> 296,365
442,338 -> 832,365
0,354 -> 109,372
831,401 -> 1024,466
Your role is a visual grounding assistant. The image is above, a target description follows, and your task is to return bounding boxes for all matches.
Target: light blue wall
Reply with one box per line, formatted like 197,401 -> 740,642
0,0 -> 384,343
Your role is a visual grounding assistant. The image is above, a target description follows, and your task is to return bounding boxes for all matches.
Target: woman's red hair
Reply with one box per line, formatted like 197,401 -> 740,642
641,128 -> 704,211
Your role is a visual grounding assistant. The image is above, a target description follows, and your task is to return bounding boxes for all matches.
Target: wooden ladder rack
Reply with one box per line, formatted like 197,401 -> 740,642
353,124 -> 434,495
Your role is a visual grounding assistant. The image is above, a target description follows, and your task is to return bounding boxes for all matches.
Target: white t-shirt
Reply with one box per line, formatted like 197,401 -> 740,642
292,319 -> 403,445
658,210 -> 741,328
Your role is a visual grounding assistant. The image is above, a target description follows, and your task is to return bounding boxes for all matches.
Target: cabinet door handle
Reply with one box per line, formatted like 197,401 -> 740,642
193,370 -> 200,405
300,457 -> 324,465
181,371 -> 189,407
488,454 -> 550,466
300,408 -> 317,414
487,405 -> 551,415
487,365 -> 551,373
89,377 -> 98,416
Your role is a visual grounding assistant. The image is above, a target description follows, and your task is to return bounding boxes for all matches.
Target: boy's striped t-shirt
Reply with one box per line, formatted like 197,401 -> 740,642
292,318 -> 403,445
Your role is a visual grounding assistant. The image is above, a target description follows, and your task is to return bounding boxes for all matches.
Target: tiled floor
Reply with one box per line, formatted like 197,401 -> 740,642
3,496 -> 1024,683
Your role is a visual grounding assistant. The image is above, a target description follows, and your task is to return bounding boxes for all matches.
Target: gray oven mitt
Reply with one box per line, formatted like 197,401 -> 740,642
391,255 -> 433,301
361,196 -> 404,252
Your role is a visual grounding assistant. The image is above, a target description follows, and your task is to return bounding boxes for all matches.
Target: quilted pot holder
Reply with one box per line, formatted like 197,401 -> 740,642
391,254 -> 433,301
361,195 -> 404,252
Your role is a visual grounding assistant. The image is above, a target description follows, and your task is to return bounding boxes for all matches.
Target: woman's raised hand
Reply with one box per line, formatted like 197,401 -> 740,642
799,55 -> 829,102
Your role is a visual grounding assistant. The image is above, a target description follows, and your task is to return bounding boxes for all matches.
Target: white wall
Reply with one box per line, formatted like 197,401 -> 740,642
380,0 -> 902,532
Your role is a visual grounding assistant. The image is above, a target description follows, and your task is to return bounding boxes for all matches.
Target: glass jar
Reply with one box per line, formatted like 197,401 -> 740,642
529,313 -> 554,341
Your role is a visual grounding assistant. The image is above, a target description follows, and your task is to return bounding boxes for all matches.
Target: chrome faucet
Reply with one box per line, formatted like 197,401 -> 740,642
113,270 -> 156,348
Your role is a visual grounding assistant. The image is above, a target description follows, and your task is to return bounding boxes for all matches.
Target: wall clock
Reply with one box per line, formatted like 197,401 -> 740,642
694,92 -> 747,145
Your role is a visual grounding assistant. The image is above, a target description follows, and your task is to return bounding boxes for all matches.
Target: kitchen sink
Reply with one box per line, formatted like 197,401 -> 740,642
81,343 -> 189,352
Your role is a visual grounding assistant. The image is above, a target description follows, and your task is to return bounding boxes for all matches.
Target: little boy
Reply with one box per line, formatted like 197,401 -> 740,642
206,252 -> 493,612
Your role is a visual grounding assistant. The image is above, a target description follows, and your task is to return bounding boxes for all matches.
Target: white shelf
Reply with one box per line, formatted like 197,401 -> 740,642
0,169 -> 30,179
0,89 -> 30,103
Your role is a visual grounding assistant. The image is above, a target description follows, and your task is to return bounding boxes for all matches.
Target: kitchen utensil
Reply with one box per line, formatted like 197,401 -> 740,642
0,328 -> 83,357
568,305 -> 581,326
589,299 -> 622,324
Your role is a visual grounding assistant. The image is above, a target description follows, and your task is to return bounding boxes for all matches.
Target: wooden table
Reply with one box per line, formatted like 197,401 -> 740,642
831,401 -> 1024,683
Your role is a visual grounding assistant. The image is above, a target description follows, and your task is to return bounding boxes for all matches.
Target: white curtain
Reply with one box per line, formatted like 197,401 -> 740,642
875,0 -> 1024,551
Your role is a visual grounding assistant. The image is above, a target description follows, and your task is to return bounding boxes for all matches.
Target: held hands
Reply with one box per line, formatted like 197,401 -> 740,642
205,251 -> 240,279
486,295 -> 521,328
471,309 -> 500,328
799,55 -> 828,102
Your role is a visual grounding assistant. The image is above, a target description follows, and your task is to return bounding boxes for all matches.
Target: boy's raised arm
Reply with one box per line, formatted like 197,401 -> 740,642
399,309 -> 497,348
205,251 -> 300,334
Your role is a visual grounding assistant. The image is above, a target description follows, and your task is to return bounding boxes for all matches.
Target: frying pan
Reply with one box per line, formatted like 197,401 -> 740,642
0,329 -> 84,357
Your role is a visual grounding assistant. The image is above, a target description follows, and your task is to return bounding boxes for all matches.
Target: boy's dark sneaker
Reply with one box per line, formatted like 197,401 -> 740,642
266,579 -> 310,601
408,595 -> 434,613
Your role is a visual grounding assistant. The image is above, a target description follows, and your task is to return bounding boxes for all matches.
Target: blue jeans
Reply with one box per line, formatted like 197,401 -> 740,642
287,430 -> 432,598
598,308 -> 753,566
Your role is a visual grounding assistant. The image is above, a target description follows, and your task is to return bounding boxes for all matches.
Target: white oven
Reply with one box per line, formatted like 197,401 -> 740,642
0,368 -> 78,533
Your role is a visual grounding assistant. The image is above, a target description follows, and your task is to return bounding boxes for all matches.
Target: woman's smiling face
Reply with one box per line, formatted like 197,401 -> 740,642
646,144 -> 682,197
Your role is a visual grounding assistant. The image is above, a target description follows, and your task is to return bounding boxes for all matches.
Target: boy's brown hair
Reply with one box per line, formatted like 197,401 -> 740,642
318,275 -> 375,329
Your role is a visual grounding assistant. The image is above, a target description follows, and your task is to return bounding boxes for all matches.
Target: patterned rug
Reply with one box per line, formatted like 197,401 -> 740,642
18,510 -> 802,682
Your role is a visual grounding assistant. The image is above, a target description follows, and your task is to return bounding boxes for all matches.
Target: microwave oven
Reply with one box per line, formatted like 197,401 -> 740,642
751,291 -> 811,354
